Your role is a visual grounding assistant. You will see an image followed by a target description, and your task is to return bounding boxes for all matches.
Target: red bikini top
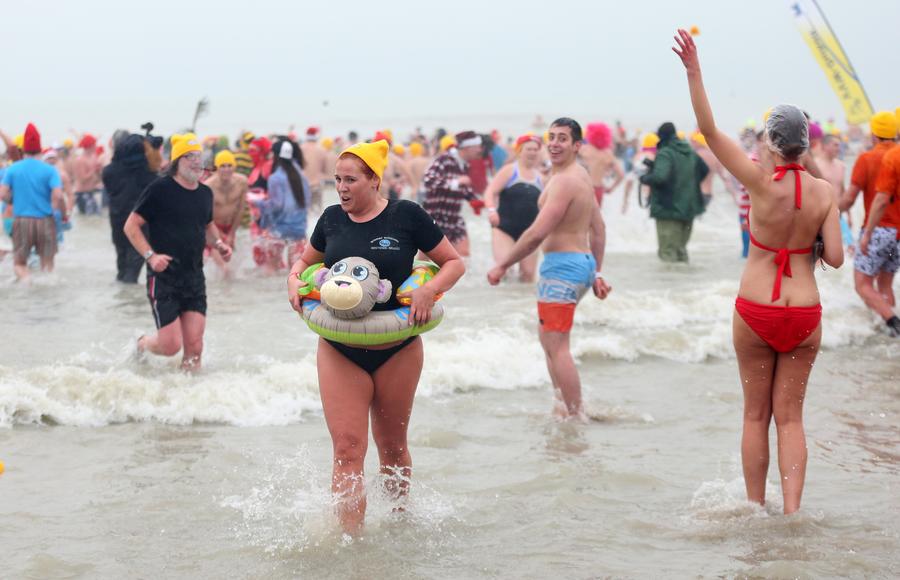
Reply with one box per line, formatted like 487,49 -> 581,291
749,164 -> 812,302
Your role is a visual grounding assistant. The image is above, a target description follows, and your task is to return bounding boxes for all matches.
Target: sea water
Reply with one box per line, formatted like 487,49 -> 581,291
1,183 -> 897,578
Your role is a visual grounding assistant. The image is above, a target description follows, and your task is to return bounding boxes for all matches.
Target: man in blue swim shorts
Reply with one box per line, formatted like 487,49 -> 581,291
488,118 -> 612,419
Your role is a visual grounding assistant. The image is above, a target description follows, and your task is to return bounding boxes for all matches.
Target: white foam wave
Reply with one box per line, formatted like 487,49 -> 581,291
0,354 -> 322,428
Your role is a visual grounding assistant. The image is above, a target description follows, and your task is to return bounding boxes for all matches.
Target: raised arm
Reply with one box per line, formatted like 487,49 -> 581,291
673,28 -> 765,191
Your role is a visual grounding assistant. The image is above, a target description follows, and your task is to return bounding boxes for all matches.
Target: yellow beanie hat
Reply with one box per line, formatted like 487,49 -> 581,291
439,135 -> 456,152
214,150 -> 236,168
170,133 -> 202,161
691,131 -> 707,147
409,142 -> 424,157
676,130 -> 686,140
870,111 -> 898,140
321,137 -> 334,151
340,139 -> 389,179
63,138 -> 74,149
392,144 -> 406,156
641,133 -> 660,149
13,134 -> 24,149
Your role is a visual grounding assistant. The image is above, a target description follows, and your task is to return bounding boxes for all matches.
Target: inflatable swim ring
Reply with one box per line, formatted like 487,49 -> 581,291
297,257 -> 444,346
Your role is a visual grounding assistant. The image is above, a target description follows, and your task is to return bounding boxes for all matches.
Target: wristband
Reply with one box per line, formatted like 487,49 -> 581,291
594,272 -> 604,279
144,250 -> 154,261
487,207 -> 497,214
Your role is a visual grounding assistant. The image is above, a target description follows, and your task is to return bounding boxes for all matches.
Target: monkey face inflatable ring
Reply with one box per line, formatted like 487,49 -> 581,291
298,257 -> 445,346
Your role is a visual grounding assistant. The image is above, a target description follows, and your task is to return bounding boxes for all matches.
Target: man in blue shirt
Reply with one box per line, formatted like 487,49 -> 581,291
0,123 -> 64,280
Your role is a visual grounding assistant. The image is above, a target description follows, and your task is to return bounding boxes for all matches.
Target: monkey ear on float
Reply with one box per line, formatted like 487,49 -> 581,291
376,279 -> 393,303
314,267 -> 329,287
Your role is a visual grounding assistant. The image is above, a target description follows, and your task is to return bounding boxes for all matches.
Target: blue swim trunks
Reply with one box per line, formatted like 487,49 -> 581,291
536,252 -> 596,332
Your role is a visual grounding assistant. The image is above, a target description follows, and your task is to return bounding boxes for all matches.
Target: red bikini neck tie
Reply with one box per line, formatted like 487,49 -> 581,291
773,163 -> 806,209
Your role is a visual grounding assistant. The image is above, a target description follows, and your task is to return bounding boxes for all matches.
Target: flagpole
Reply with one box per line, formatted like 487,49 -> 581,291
811,0 -> 875,113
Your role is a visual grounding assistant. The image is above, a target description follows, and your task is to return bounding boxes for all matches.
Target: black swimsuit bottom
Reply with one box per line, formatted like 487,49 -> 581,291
325,337 -> 417,375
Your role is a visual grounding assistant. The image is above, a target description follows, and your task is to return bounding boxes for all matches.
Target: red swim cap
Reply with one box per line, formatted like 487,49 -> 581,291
23,123 -> 41,154
79,134 -> 97,149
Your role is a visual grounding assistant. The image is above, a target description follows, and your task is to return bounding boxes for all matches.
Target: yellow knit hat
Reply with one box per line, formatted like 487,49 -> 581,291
870,111 -> 898,140
409,142 -> 424,157
641,133 -> 660,149
690,131 -> 707,147
214,150 -> 236,168
340,139 -> 389,179
13,134 -> 24,149
170,133 -> 202,161
321,137 -> 334,151
676,130 -> 686,140
439,135 -> 456,152
392,144 -> 406,156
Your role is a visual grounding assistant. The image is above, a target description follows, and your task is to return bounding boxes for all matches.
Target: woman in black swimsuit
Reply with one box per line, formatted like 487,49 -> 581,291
483,134 -> 544,282
287,139 -> 465,534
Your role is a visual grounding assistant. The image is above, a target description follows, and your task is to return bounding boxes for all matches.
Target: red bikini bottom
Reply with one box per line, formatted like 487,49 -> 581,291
734,297 -> 822,353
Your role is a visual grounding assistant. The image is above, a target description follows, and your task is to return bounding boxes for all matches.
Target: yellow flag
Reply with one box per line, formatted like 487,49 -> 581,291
789,0 -> 874,125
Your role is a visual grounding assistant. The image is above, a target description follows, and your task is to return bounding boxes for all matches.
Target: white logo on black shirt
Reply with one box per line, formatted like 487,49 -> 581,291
370,236 -> 400,250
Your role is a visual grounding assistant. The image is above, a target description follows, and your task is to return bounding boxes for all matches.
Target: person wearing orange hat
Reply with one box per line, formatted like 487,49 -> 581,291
202,149 -> 248,278
0,123 -> 66,280
840,111 -> 900,336
421,130 -> 484,256
482,134 -> 543,282
286,139 -> 465,534
72,133 -> 104,215
487,117 -> 612,420
300,127 -> 326,213
123,132 -> 232,372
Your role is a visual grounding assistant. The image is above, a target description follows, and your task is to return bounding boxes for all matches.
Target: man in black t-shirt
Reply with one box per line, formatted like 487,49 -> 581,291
123,133 -> 232,371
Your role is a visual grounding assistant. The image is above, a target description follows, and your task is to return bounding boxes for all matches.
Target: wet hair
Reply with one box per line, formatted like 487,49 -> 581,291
274,139 -> 306,208
765,104 -> 809,161
550,117 -> 583,142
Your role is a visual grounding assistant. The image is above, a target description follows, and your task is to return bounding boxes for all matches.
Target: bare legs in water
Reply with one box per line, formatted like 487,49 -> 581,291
733,312 -> 820,514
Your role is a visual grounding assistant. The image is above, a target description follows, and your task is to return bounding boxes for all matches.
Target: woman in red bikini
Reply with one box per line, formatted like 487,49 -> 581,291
673,29 -> 843,514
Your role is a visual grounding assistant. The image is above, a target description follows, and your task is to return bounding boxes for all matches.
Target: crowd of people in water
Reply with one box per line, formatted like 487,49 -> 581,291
2,29 -> 899,533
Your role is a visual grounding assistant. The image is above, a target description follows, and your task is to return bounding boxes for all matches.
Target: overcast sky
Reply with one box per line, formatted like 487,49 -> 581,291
4,0 -> 897,143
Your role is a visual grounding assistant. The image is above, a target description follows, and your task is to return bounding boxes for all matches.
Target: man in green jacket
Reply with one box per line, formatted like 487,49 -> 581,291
640,122 -> 708,262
